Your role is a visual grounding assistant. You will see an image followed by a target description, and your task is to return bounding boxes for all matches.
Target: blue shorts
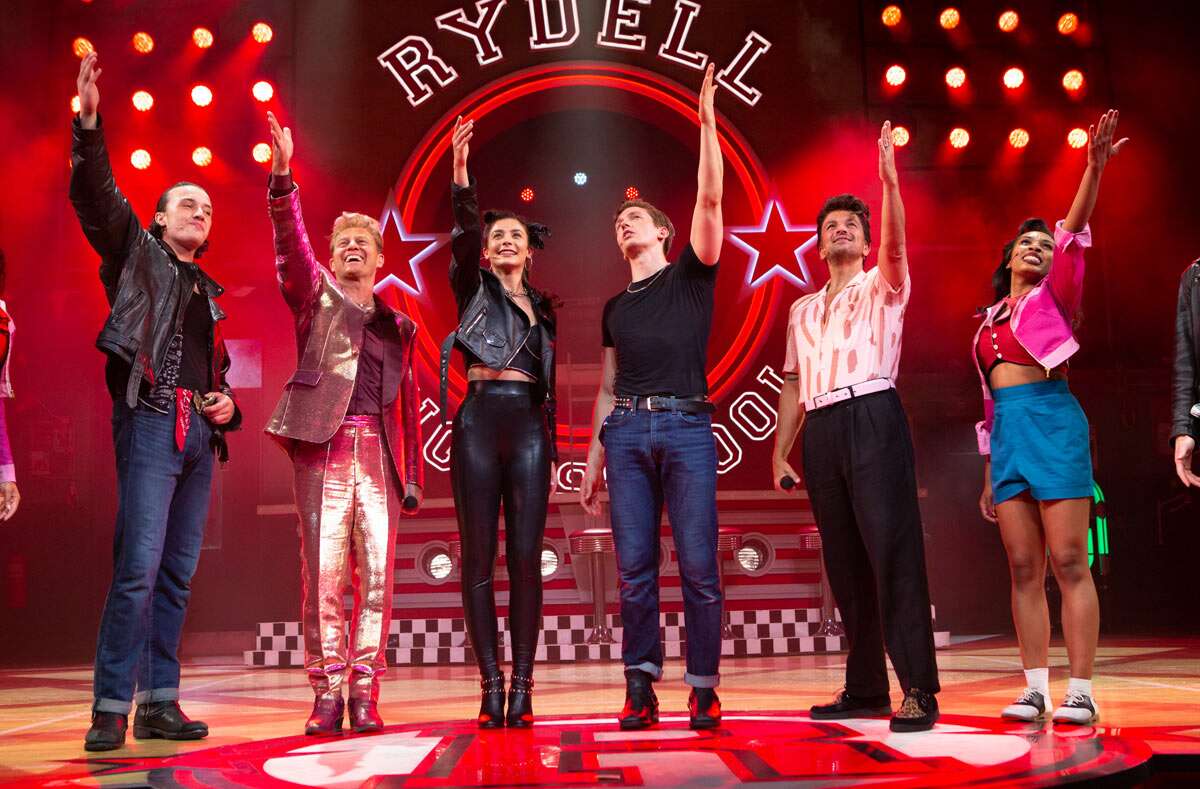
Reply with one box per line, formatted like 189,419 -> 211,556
991,379 -> 1093,504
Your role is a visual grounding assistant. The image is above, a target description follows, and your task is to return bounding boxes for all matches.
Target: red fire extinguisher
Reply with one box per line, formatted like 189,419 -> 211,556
5,552 -> 27,609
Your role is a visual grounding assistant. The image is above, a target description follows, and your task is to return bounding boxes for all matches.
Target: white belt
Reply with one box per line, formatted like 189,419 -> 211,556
806,378 -> 894,411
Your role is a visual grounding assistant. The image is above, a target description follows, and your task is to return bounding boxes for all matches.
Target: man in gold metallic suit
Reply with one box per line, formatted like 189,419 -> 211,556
264,113 -> 425,735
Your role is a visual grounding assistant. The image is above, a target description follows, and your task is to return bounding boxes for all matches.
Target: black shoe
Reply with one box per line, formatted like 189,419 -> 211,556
810,688 -> 892,720
617,669 -> 659,730
133,701 -> 209,741
349,698 -> 384,733
478,674 -> 505,729
84,711 -> 127,752
305,695 -> 345,736
688,688 -> 721,730
890,689 -> 939,732
506,674 -> 534,729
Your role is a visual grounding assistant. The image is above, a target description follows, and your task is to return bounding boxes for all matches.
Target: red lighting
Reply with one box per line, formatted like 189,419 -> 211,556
998,10 -> 1019,32
252,143 -> 272,164
625,186 -> 640,200
252,81 -> 275,102
949,127 -> 970,149
193,28 -> 214,49
885,65 -> 907,87
1009,128 -> 1030,149
1068,128 -> 1089,148
891,126 -> 910,147
131,90 -> 154,112
1003,67 -> 1025,90
71,95 -> 81,114
130,149 -> 151,170
251,22 -> 273,44
1058,13 -> 1079,35
132,32 -> 154,54
190,85 -> 213,107
945,67 -> 966,89
72,37 -> 93,58
881,5 -> 902,27
1062,69 -> 1084,93
519,187 -> 535,203
939,8 -> 960,29
192,147 -> 213,167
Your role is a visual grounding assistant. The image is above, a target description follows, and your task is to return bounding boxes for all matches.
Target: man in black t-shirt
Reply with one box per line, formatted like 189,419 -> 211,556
581,64 -> 725,731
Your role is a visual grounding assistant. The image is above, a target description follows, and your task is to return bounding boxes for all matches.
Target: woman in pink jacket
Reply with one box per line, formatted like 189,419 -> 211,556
973,110 -> 1127,726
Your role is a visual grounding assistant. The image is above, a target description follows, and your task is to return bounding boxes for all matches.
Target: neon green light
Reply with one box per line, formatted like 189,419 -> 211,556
1089,482 -> 1109,568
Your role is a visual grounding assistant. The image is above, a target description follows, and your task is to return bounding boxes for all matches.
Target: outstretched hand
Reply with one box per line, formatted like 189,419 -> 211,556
76,51 -> 101,127
878,120 -> 899,187
267,111 -> 293,175
452,115 -> 473,185
1088,109 -> 1129,170
698,63 -> 717,127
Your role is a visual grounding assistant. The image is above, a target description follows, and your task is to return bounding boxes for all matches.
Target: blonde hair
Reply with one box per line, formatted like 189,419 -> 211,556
328,212 -> 383,254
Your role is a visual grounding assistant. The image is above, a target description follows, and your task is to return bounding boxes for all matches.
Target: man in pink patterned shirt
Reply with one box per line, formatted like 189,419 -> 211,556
771,122 -> 940,732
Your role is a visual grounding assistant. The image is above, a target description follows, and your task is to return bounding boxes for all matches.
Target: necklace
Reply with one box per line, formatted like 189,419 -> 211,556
505,285 -> 530,299
626,265 -> 668,294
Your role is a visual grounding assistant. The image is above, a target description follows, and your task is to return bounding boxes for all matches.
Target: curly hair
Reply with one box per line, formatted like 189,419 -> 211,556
816,193 -> 872,246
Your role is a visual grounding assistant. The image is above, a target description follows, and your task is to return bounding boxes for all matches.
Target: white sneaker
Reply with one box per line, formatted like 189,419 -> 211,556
1052,690 -> 1099,724
1001,688 -> 1047,721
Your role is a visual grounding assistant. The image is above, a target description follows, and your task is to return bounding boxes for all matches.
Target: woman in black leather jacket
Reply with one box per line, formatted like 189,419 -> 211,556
444,116 -> 557,728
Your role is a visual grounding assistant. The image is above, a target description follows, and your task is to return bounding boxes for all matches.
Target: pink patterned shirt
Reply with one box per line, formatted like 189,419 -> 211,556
783,266 -> 910,409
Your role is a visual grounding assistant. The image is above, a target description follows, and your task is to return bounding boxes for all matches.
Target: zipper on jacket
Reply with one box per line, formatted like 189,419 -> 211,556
463,307 -> 486,336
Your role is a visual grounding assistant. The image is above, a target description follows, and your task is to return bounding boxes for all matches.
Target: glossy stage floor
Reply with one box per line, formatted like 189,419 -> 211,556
1,637 -> 1197,787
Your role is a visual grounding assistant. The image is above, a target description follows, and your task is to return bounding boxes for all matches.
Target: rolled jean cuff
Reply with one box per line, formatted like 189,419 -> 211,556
684,672 -> 720,689
94,697 -> 133,715
133,687 -> 180,705
626,662 -> 662,681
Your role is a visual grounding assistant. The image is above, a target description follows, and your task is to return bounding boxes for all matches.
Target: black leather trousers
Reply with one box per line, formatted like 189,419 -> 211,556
451,380 -> 550,679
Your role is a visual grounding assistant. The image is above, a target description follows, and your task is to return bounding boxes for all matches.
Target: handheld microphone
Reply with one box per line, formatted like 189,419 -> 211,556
1191,403 -> 1200,419
779,476 -> 796,490
402,495 -> 419,511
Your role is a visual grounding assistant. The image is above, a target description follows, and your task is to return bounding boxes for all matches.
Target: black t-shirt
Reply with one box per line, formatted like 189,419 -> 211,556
602,243 -> 717,397
176,290 -> 213,392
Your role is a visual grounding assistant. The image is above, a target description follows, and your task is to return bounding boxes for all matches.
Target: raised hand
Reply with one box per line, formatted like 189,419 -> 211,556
1088,109 -> 1129,171
878,120 -> 899,187
0,482 -> 19,521
76,51 -> 101,128
452,115 -> 473,187
698,63 -> 717,128
267,111 -> 293,175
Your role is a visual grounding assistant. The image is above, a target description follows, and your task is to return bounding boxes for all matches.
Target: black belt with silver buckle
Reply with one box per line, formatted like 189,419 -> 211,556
613,395 -> 715,413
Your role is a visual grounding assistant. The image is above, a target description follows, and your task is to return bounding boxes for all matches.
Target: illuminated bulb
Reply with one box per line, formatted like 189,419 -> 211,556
881,5 -> 902,27
193,27 -> 214,49
73,37 -> 94,58
1009,128 -> 1030,148
1003,67 -> 1025,89
132,32 -> 154,54
625,186 -> 640,200
130,149 -> 151,169
945,67 -> 966,89
1062,69 -> 1084,93
252,80 -> 274,102
1058,13 -> 1079,35
251,22 -> 273,44
192,147 -> 213,167
573,172 -> 588,186
191,84 -> 213,107
252,142 -> 272,164
71,95 -> 81,114
939,8 -> 960,29
891,126 -> 910,147
1068,128 -> 1089,148
949,127 -> 970,148
998,10 -> 1019,32
131,90 -> 154,111
885,65 -> 907,87
520,187 -> 535,203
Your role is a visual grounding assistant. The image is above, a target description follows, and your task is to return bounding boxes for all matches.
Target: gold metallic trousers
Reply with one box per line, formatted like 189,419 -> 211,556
293,415 -> 398,701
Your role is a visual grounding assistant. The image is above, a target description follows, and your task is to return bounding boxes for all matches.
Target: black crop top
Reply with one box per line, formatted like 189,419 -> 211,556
464,321 -> 542,379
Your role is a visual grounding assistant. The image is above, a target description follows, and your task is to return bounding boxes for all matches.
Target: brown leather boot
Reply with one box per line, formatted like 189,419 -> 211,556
305,694 -> 344,736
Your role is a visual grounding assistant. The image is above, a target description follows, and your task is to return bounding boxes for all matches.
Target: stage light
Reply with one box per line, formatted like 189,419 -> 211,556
998,10 -> 1019,32
736,543 -> 766,572
540,545 -> 559,577
1058,13 -> 1079,35
190,85 -> 213,107
72,37 -> 93,58
573,172 -> 588,186
252,142 -> 272,164
132,32 -> 154,54
891,125 -> 910,147
945,67 -> 966,89
949,127 -> 970,148
130,149 -> 151,169
1009,128 -> 1030,149
425,550 -> 452,580
939,8 -> 960,30
251,22 -> 273,44
520,187 -> 534,203
625,186 -> 640,200
251,80 -> 274,102
881,5 -> 902,27
1003,67 -> 1025,89
192,147 -> 213,167
1062,69 -> 1084,93
192,27 -> 213,49
1068,128 -> 1089,148
71,95 -> 81,114
131,90 -> 154,111
885,65 -> 906,87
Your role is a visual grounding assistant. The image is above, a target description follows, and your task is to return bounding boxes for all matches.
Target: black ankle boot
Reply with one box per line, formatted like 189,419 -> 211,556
506,674 -> 534,728
305,695 -> 345,736
618,669 -> 659,730
133,701 -> 209,740
84,711 -> 127,751
478,674 -> 505,729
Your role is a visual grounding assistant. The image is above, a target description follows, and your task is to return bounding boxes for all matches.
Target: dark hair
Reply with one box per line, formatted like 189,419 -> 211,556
482,209 -> 558,313
992,218 -> 1052,302
149,181 -> 209,259
816,194 -> 871,246
614,199 -> 675,255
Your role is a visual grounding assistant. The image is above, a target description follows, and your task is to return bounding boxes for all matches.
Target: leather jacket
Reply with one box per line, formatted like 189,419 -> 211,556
1173,260 -> 1200,444
265,183 -> 424,491
69,116 -> 242,459
439,179 -> 558,461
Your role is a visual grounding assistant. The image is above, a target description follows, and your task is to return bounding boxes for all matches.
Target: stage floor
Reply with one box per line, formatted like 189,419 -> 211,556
1,637 -> 1197,787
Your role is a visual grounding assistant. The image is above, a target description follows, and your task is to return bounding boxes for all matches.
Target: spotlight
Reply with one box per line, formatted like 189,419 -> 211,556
945,67 -> 966,89
1057,13 -> 1079,35
192,147 -> 213,167
573,171 -> 588,186
424,549 -> 452,580
251,22 -> 273,44
1009,128 -> 1030,149
252,142 -> 272,164
885,64 -> 907,87
71,95 -> 81,114
625,186 -> 640,200
131,90 -> 154,111
1062,69 -> 1084,93
130,149 -> 151,169
736,543 -> 766,572
949,127 -> 970,148
540,545 -> 559,578
891,125 -> 910,147
1003,67 -> 1025,89
939,8 -> 960,30
72,37 -> 94,58
252,80 -> 274,102
132,32 -> 154,54
190,84 -> 213,107
881,5 -> 902,27
998,10 -> 1019,32
192,27 -> 214,49
1068,128 -> 1089,148
520,187 -> 535,203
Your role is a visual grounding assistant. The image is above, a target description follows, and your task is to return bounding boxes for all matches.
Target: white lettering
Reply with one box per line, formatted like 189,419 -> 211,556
435,0 -> 509,66
596,0 -> 650,52
377,36 -> 459,107
527,0 -> 580,49
715,31 -> 771,106
657,0 -> 707,70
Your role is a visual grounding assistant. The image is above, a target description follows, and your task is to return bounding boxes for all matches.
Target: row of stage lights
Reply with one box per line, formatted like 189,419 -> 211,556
888,124 -> 1090,150
881,5 -> 1081,35
518,184 -> 641,203
71,22 -> 272,58
882,63 -> 1086,95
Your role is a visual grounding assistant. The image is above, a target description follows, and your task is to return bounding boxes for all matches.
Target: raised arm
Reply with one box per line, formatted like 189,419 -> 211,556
1063,110 -> 1128,234
580,347 -> 618,516
265,112 -> 321,315
876,120 -> 908,289
449,116 -> 483,306
690,64 -> 723,265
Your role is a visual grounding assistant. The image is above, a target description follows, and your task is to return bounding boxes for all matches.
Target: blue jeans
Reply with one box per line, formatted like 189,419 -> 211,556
93,400 -> 214,714
602,407 -> 721,688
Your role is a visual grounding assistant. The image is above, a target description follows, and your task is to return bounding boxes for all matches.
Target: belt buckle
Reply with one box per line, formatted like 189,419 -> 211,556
646,396 -> 667,412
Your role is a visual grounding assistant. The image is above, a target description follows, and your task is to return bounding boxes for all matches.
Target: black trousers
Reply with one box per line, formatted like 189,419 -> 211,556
802,388 -> 940,697
451,380 -> 550,679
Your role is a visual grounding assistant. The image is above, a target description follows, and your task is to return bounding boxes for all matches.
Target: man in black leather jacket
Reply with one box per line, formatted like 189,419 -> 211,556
1173,258 -> 1200,487
69,51 -> 241,752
